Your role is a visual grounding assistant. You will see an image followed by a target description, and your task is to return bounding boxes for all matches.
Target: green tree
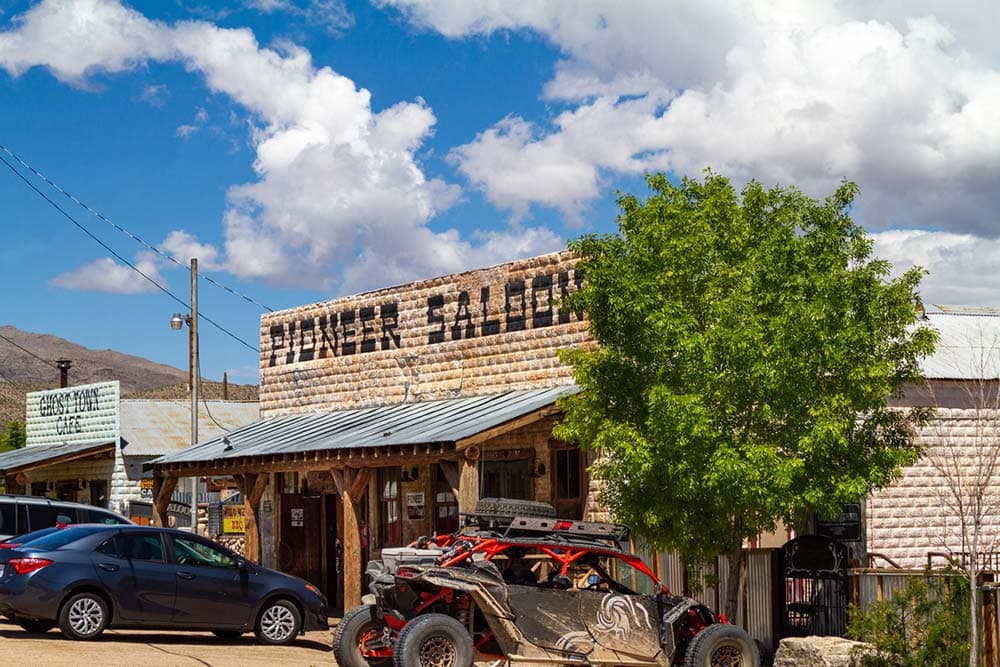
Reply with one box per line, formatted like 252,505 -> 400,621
0,421 -> 26,452
554,172 -> 937,620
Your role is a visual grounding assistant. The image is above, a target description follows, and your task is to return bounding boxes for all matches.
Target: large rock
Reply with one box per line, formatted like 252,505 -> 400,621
773,636 -> 875,667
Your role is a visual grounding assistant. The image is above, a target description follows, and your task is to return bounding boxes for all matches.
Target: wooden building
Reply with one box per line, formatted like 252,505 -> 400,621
151,251 -> 599,611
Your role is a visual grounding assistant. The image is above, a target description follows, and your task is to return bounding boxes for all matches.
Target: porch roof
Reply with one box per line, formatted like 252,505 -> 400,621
0,440 -> 115,474
150,386 -> 577,475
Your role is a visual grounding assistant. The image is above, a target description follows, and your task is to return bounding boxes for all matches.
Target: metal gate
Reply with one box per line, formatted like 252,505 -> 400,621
781,534 -> 848,637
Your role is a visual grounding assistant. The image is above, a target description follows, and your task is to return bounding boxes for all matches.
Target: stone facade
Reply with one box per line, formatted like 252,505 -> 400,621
259,251 -> 590,417
867,407 -> 1000,569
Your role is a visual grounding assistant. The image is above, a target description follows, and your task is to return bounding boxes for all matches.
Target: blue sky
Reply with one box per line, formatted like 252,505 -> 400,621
1,0 -> 998,383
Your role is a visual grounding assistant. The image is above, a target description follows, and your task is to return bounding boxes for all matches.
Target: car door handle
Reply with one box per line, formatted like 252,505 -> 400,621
98,563 -> 120,572
177,571 -> 196,580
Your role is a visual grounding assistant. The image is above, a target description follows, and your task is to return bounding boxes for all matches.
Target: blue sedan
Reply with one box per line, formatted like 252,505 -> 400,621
0,524 -> 327,643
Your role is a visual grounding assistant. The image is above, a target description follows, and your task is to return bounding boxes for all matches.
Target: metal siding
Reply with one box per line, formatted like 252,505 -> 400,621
153,385 -> 578,466
921,312 -> 1000,379
0,440 -> 114,473
119,400 -> 260,456
745,550 -> 775,651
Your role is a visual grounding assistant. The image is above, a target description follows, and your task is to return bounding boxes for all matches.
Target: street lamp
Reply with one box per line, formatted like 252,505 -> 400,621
170,258 -> 199,531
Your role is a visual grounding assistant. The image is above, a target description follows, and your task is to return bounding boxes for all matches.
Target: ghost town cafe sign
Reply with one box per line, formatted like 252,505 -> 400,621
38,385 -> 103,436
267,266 -> 584,367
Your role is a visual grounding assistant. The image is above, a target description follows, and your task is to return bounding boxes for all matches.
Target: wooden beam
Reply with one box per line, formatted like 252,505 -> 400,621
458,447 -> 480,515
238,473 -> 269,564
454,410 -> 548,449
439,460 -> 460,498
348,468 -> 372,503
153,446 -> 454,479
340,471 -> 363,611
152,475 -> 178,527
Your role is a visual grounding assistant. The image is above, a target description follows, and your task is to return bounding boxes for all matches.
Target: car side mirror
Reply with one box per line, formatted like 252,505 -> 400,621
236,558 -> 249,572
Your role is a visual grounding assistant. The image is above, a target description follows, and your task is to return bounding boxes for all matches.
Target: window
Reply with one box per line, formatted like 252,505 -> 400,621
95,537 -> 119,556
379,467 -> 402,547
434,467 -> 459,535
171,535 -> 236,568
0,503 -> 13,534
87,508 -> 130,525
26,505 -> 56,532
21,526 -> 95,551
90,480 -> 108,507
552,446 -> 585,519
480,459 -> 532,500
122,533 -> 166,561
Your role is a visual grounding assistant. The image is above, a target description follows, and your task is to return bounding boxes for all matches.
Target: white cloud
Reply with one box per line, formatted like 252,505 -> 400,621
383,1 -> 1000,235
159,230 -> 222,270
50,256 -> 166,294
0,0 -> 554,293
874,230 -> 1000,307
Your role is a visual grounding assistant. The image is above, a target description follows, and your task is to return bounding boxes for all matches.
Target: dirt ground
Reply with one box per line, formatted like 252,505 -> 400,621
0,615 -> 337,666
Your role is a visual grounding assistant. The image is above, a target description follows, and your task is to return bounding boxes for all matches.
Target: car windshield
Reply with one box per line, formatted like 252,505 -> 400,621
18,526 -> 101,550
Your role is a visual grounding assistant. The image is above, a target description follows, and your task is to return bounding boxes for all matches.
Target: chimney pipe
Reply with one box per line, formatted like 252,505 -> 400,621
223,371 -> 229,401
56,358 -> 72,388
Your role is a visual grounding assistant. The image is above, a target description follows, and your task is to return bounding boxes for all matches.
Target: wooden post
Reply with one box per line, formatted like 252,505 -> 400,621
457,446 -> 480,515
152,475 -> 178,527
238,473 -> 269,563
332,467 -> 372,612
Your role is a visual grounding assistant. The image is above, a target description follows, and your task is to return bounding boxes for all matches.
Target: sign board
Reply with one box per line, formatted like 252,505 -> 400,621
223,504 -> 246,534
259,252 -> 590,413
290,507 -> 304,527
25,381 -> 120,448
406,492 -> 425,520
816,503 -> 862,542
139,477 -> 154,500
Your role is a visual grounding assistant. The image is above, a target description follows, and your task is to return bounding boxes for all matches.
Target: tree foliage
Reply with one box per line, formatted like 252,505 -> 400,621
554,172 -> 937,577
848,570 -> 969,667
0,422 -> 25,452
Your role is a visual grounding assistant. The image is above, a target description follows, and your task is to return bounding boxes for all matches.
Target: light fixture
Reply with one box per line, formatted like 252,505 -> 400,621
170,312 -> 186,330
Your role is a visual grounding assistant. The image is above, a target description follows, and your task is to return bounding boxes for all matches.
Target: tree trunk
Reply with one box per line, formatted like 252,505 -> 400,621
724,544 -> 745,623
970,569 -> 980,667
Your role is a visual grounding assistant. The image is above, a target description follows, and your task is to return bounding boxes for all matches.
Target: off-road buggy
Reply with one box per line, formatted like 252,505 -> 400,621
333,498 -> 759,667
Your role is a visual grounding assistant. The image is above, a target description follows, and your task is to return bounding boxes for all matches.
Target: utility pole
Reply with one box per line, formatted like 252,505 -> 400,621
171,258 -> 200,531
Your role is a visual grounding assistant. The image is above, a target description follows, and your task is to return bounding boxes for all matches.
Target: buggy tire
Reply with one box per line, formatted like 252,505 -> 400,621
254,598 -> 301,645
18,618 -> 56,633
58,592 -> 109,640
333,604 -> 392,667
474,497 -> 556,519
684,623 -> 760,667
392,613 -> 474,667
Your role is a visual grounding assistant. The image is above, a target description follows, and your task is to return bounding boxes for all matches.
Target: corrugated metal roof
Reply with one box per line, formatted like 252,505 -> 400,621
120,400 -> 259,457
0,440 -> 114,474
152,386 -> 577,467
921,311 -> 1000,379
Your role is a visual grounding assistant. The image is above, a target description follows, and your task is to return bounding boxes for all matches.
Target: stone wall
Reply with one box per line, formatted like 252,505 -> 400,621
867,408 -> 1000,568
259,251 -> 591,416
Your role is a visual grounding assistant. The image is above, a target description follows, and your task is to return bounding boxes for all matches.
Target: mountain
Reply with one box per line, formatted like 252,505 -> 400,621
0,326 -> 257,426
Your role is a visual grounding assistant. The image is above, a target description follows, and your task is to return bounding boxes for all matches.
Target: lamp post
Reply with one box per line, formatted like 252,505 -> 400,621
170,257 -> 199,531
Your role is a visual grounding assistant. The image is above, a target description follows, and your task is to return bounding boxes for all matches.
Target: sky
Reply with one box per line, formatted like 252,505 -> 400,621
0,0 -> 998,384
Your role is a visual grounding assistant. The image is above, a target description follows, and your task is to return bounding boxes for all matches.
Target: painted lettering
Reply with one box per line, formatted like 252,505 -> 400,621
427,295 -> 445,344
380,304 -> 400,350
360,307 -> 376,353
505,280 -> 526,332
340,310 -> 356,356
451,291 -> 474,340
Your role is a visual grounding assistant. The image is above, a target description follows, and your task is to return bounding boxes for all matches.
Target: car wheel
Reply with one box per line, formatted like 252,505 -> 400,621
474,497 -> 556,519
683,623 -> 760,667
18,618 -> 56,633
212,629 -> 244,640
392,613 -> 473,667
333,604 -> 393,667
58,592 -> 109,641
255,598 -> 301,645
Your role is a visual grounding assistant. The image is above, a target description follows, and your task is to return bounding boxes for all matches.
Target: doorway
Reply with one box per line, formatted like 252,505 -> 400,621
279,493 -> 322,590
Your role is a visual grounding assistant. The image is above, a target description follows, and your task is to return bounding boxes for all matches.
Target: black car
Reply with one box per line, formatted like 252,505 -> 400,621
0,494 -> 130,541
0,524 -> 328,643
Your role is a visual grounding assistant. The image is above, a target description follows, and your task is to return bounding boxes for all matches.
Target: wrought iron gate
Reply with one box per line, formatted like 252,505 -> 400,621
781,534 -> 848,637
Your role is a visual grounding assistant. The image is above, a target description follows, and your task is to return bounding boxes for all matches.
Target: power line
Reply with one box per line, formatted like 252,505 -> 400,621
0,331 -> 59,369
0,144 -> 274,313
0,152 -> 259,353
